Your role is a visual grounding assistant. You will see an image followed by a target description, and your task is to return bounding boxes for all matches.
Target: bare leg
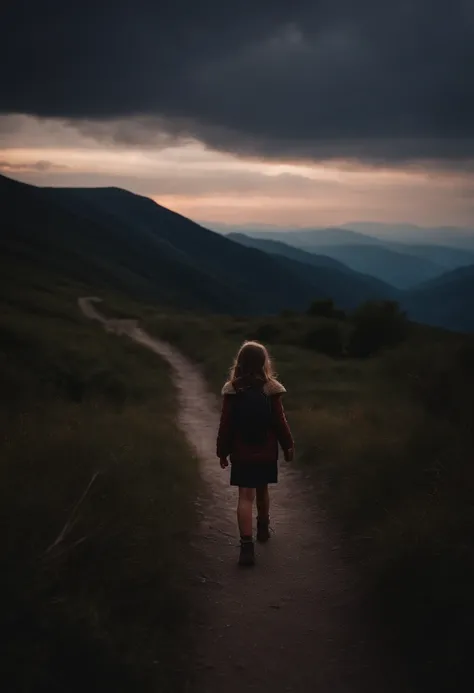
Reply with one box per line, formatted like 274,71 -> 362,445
256,485 -> 271,542
256,485 -> 270,521
237,487 -> 255,537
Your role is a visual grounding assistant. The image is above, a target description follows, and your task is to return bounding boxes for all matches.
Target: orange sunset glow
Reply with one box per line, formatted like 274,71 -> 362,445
1,115 -> 474,228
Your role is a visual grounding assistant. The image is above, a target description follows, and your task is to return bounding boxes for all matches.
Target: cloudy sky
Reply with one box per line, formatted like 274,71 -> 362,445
1,1 -> 474,228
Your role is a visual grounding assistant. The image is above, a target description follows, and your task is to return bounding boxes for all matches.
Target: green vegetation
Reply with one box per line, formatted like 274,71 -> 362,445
307,298 -> 346,319
3,250 -> 473,691
0,266 -> 197,692
136,303 -> 474,692
347,300 -> 409,357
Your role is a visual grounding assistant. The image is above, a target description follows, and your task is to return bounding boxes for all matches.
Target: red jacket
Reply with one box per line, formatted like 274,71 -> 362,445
216,378 -> 294,463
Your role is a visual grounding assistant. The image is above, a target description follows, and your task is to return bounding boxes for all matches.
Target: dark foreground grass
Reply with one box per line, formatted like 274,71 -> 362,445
140,307 -> 474,692
7,215 -> 474,693
0,270 -> 197,692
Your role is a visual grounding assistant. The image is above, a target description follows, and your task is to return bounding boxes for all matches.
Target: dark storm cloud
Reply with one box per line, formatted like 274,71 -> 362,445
1,0 -> 474,163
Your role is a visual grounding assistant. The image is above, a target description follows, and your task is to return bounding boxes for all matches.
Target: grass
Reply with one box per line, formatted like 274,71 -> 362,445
4,268 -> 474,691
0,267 -> 198,692
135,305 -> 474,692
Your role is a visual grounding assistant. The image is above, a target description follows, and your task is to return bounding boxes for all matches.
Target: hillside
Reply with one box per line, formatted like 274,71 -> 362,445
0,175 -> 263,314
382,242 -> 474,271
309,243 -> 445,289
1,174 -> 393,314
404,265 -> 474,332
228,232 -> 349,270
0,258 -> 199,691
229,232 -> 398,301
224,223 -> 474,285
242,228 -> 445,289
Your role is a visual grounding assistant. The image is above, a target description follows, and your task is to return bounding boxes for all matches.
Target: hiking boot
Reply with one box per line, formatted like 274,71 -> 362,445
256,518 -> 270,543
238,539 -> 255,566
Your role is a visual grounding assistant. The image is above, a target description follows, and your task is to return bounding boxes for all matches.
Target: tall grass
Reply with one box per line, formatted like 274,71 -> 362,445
0,278 -> 197,692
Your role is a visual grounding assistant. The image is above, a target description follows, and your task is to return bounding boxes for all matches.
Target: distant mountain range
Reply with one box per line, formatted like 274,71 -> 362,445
2,174 -> 474,332
219,226 -> 474,290
228,233 -> 397,297
223,228 -> 441,289
0,175 -> 394,316
213,223 -> 383,246
340,222 -> 474,250
213,221 -> 474,251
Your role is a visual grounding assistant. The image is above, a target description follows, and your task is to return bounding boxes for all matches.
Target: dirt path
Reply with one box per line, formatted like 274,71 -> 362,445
79,297 -> 407,693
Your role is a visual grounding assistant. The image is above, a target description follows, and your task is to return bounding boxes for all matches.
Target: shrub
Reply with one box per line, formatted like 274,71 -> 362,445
303,322 -> 344,356
307,299 -> 345,319
348,300 -> 409,357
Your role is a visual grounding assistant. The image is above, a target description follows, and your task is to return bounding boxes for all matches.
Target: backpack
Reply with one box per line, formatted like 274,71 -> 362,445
231,383 -> 273,445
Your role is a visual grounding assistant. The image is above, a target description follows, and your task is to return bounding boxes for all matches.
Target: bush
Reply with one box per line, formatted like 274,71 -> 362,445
303,322 -> 344,356
307,299 -> 345,319
348,300 -> 409,357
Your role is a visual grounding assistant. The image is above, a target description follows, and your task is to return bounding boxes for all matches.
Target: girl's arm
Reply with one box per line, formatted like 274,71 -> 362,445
273,395 -> 294,455
216,395 -> 232,461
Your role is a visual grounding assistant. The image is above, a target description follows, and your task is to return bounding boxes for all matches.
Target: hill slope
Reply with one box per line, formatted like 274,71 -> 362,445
220,223 -> 474,274
229,232 -> 398,300
228,232 -> 354,270
242,229 -> 445,289
382,242 -> 474,271
0,175 -> 394,313
310,243 -> 444,289
404,265 -> 474,332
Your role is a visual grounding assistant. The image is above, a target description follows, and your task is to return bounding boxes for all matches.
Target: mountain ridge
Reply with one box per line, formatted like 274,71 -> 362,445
0,174 -> 394,315
404,264 -> 474,332
3,173 -> 474,332
236,228 -> 446,289
228,232 -> 398,298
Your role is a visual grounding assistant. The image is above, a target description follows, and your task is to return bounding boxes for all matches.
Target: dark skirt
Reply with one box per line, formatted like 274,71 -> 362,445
230,461 -> 278,488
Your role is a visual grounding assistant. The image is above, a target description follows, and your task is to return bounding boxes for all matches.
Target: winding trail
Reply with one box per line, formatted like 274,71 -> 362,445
79,297 -> 407,693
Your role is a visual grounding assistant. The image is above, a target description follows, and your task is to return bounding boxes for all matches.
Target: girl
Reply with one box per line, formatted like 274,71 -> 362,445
216,341 -> 294,566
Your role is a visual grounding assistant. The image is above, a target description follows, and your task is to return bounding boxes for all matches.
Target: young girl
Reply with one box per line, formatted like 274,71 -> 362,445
216,341 -> 294,566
